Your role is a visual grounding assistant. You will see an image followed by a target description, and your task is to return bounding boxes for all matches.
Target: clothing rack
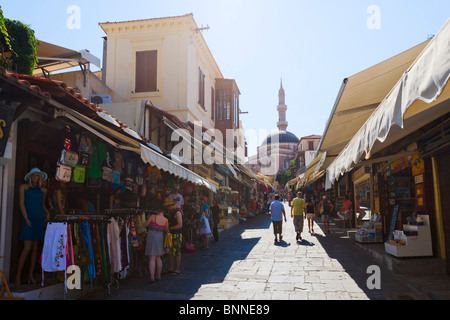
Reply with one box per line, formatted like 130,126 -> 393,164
104,208 -> 141,216
68,209 -> 105,215
50,214 -> 110,223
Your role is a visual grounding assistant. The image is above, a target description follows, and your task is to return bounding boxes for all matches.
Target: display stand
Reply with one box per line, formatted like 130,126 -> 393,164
384,215 -> 432,257
355,213 -> 383,243
355,222 -> 383,243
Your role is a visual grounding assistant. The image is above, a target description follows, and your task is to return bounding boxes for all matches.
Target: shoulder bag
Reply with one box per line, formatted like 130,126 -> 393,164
56,162 -> 72,182
60,149 -> 79,168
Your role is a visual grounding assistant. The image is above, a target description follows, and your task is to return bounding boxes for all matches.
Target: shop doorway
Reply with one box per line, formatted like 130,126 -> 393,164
354,176 -> 371,226
10,119 -> 60,283
437,153 -> 450,274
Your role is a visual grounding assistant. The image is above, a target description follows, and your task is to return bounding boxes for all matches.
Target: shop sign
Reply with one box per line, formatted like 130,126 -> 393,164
414,174 -> 424,184
0,102 -> 16,158
411,154 -> 425,176
389,156 -> 411,174
193,164 -> 211,179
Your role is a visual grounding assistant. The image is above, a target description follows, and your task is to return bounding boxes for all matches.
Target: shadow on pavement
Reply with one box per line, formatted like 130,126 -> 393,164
312,217 -> 424,300
85,213 -> 272,300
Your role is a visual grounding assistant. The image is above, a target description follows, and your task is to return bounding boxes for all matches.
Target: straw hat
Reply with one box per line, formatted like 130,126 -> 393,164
24,168 -> 48,182
162,197 -> 177,207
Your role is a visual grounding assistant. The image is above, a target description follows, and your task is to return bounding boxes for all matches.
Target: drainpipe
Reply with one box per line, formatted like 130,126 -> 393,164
431,157 -> 446,259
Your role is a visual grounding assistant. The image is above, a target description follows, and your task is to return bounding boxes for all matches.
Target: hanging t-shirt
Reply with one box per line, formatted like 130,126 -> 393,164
146,166 -> 162,184
88,140 -> 107,178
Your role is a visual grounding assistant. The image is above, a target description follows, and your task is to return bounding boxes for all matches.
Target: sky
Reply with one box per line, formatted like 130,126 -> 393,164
1,0 -> 449,157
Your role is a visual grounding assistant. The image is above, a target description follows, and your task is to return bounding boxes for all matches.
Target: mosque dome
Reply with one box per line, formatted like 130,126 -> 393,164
260,131 -> 299,146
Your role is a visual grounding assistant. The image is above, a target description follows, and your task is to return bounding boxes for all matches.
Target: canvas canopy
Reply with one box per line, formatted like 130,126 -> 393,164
326,19 -> 450,190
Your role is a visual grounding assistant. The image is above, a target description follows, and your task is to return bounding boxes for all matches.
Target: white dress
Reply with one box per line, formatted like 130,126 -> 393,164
197,213 -> 211,235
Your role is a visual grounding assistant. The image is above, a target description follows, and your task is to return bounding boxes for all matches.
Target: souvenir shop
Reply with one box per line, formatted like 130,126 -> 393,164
10,103 -> 213,297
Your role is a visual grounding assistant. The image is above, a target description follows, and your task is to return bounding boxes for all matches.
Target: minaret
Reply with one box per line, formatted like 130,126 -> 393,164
277,79 -> 288,132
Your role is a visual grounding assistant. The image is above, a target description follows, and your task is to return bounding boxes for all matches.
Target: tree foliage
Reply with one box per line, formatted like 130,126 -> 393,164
0,5 -> 38,75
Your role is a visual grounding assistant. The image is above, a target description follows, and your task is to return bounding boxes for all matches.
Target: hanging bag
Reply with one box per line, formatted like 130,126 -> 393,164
78,152 -> 90,167
56,162 -> 72,182
102,167 -> 113,181
60,149 -> 79,167
72,165 -> 86,183
77,133 -> 91,167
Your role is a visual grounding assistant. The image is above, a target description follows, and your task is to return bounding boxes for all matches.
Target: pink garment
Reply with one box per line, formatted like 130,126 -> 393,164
67,223 -> 74,266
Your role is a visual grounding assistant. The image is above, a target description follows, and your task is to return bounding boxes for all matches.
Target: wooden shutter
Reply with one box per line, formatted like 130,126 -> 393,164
135,50 -> 157,93
198,68 -> 205,109
211,87 -> 215,120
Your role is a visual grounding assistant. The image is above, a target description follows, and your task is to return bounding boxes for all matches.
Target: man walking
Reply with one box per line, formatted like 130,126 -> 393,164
291,192 -> 306,241
269,194 -> 287,242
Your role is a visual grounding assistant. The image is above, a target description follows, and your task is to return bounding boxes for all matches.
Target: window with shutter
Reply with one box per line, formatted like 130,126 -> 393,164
198,67 -> 205,109
135,50 -> 157,93
211,87 -> 215,120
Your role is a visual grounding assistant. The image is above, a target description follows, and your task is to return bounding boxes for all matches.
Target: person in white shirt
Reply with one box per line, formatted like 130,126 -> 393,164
169,186 -> 184,209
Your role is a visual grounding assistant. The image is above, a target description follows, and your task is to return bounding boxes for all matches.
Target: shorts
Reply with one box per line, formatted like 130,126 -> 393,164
293,215 -> 304,232
306,214 -> 315,219
169,233 -> 182,256
321,214 -> 330,222
272,220 -> 283,234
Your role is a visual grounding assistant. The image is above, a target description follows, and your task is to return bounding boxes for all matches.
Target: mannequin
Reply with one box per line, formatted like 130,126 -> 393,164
49,180 -> 68,217
16,168 -> 50,286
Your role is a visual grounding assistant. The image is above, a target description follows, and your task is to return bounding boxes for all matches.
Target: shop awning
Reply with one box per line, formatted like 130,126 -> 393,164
326,18 -> 450,189
285,177 -> 298,189
61,109 -> 141,152
311,37 -> 432,182
34,40 -> 101,76
140,143 -> 217,193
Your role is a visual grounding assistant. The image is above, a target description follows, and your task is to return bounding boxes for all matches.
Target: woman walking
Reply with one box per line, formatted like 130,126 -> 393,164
144,209 -> 168,283
305,195 -> 316,233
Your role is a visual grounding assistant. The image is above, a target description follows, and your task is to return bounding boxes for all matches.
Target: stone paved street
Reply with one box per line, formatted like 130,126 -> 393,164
82,202 -> 432,301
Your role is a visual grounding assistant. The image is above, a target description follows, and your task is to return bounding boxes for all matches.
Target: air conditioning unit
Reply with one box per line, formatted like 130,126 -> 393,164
90,94 -> 112,104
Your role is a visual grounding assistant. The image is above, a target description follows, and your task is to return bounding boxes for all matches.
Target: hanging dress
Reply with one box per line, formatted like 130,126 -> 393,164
40,222 -> 68,288
81,220 -> 96,287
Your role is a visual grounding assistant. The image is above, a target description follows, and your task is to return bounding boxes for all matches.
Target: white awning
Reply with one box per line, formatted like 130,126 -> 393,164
140,144 -> 216,193
326,18 -> 450,189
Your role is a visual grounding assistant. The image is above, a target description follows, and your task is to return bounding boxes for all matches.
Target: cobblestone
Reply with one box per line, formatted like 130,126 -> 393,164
82,202 -> 445,300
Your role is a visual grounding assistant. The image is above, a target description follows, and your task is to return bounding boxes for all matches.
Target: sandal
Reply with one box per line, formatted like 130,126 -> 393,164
162,269 -> 174,275
170,271 -> 180,276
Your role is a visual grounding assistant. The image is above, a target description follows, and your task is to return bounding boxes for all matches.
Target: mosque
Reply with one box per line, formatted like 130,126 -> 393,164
249,81 -> 300,178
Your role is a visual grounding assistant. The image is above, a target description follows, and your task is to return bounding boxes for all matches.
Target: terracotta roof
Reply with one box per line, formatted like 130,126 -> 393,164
0,67 -> 168,153
146,103 -> 190,131
299,135 -> 322,140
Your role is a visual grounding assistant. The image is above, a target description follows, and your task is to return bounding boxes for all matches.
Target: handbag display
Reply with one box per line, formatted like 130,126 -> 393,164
102,167 -> 112,181
77,133 -> 91,167
60,149 -> 79,167
55,163 -> 72,182
78,152 -> 90,167
72,165 -> 86,183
